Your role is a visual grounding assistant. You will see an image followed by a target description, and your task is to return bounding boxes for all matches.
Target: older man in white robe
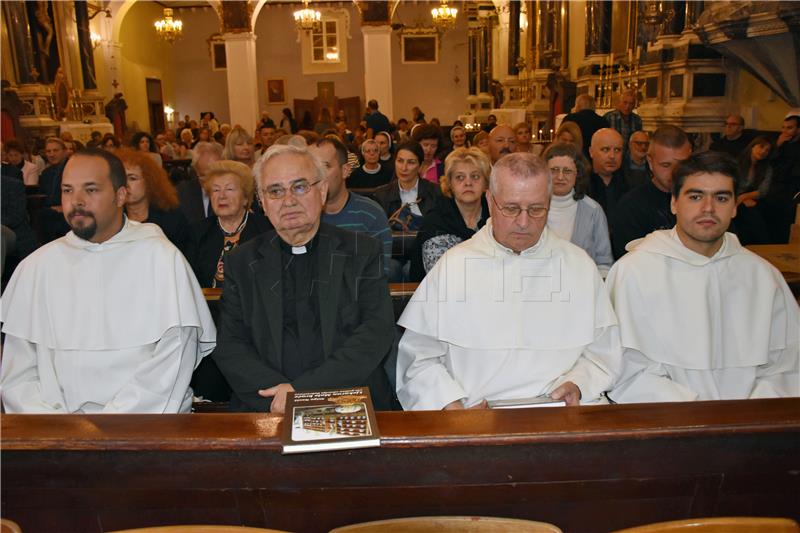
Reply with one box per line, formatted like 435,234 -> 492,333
607,151 -> 799,402
396,152 -> 623,410
1,149 -> 216,413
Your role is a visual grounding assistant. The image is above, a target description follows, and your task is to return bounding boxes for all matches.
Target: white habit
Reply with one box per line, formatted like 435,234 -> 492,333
607,229 -> 799,402
0,219 -> 217,413
396,222 -> 622,410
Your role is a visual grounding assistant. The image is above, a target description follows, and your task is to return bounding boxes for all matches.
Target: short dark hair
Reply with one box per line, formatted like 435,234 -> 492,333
130,132 -> 156,153
672,150 -> 739,198
367,99 -> 379,110
542,142 -> 591,200
316,135 -> 349,165
411,124 -> 441,143
3,138 -> 24,153
74,148 -> 127,191
650,124 -> 689,151
394,141 -> 424,166
785,116 -> 799,128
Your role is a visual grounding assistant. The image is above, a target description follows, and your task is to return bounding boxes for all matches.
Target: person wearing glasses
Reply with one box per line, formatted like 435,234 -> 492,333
543,142 -> 613,276
396,152 -> 623,411
710,114 -> 754,159
213,144 -> 396,413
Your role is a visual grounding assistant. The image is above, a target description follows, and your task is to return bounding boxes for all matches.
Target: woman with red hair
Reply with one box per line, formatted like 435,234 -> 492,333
115,147 -> 193,259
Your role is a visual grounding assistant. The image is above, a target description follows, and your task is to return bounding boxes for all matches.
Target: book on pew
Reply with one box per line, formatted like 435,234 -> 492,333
281,387 -> 380,454
487,395 -> 567,409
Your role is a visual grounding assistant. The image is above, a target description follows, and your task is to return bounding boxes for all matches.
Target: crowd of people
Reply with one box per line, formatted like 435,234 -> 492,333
0,94 -> 798,414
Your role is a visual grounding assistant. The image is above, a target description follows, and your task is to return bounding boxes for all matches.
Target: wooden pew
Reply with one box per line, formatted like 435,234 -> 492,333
2,399 -> 799,533
391,231 -> 417,259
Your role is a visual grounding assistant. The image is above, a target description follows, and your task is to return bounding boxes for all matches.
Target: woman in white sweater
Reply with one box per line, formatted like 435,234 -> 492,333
543,142 -> 614,276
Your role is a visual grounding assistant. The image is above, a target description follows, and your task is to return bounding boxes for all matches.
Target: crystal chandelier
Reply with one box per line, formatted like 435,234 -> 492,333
431,1 -> 458,31
294,0 -> 321,32
154,8 -> 183,44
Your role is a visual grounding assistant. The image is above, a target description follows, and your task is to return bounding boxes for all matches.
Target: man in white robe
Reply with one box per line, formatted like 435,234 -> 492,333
607,151 -> 799,402
1,149 -> 216,413
396,152 -> 623,410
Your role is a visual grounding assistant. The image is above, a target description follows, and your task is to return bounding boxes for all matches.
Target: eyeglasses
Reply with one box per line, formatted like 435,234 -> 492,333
262,178 -> 322,200
549,166 -> 576,178
490,194 -> 548,219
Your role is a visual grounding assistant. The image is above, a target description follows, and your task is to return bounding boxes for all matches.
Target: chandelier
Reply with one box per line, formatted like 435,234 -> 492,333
154,8 -> 183,44
431,1 -> 458,31
294,0 -> 321,32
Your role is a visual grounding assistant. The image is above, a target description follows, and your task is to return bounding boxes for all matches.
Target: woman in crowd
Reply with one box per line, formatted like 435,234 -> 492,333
101,133 -> 120,150
375,130 -> 395,174
373,141 -> 440,229
412,124 -> 444,184
554,121 -> 584,154
409,147 -> 490,281
411,106 -> 426,124
543,142 -> 613,275
116,147 -> 192,258
130,132 -> 163,166
3,139 -> 40,186
191,160 -> 272,289
450,125 -> 468,150
514,122 -> 542,155
222,126 -> 255,168
473,131 -> 490,156
734,136 -> 773,244
278,107 -> 297,133
193,127 -> 212,148
172,140 -> 192,160
180,128 -> 194,147
348,139 -> 393,189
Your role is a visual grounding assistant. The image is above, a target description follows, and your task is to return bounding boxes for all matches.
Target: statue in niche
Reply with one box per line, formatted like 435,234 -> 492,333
34,1 -> 55,82
105,93 -> 128,139
53,67 -> 71,120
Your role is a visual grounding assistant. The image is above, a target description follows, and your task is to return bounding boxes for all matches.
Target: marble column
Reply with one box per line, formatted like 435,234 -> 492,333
362,25 -> 393,120
223,32 -> 259,134
74,1 -> 97,90
585,0 -> 612,57
508,1 -> 520,76
468,29 -> 479,95
480,24 -> 492,93
2,1 -> 37,83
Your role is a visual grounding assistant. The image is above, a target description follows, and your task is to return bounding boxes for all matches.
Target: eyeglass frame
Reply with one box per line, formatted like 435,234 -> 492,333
548,165 -> 577,178
259,178 -> 323,200
489,193 -> 549,219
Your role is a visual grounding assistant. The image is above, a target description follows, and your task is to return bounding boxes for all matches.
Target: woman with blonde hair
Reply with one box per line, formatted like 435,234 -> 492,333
116,147 -> 193,258
191,159 -> 272,289
409,147 -> 491,281
222,126 -> 255,168
554,121 -> 584,154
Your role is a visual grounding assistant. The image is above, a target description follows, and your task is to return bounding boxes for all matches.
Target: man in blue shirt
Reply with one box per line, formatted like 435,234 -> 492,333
365,99 -> 392,139
603,89 -> 642,151
310,136 -> 392,274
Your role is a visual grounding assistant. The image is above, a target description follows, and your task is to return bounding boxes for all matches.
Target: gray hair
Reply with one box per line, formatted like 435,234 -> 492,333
360,138 -> 379,154
253,143 -> 326,188
191,141 -> 223,167
574,94 -> 596,111
489,152 -> 552,196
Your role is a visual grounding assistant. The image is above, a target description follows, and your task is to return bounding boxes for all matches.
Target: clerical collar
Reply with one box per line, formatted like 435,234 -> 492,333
277,230 -> 320,255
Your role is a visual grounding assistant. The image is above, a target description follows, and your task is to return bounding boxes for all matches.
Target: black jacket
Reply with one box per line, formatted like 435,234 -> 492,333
372,178 -> 441,219
214,223 -> 395,411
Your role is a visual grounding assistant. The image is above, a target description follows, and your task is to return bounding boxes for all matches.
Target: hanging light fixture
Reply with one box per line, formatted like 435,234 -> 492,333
294,0 -> 321,32
431,1 -> 458,32
154,8 -> 183,44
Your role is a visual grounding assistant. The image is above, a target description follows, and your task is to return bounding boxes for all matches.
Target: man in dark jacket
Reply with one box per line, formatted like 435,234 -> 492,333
562,94 -> 609,160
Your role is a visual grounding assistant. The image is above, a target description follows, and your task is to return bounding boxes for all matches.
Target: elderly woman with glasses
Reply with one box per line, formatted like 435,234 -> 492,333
409,147 -> 491,281
543,142 -> 613,275
191,160 -> 272,289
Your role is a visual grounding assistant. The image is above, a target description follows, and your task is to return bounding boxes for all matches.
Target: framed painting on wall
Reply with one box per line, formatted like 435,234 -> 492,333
401,32 -> 438,64
267,79 -> 287,104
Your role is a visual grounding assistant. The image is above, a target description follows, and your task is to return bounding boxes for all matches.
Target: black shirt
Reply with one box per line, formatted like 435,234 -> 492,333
348,163 -> 394,189
710,133 -> 755,159
588,170 -> 628,222
562,110 -> 610,159
278,233 -> 324,381
609,179 -> 675,259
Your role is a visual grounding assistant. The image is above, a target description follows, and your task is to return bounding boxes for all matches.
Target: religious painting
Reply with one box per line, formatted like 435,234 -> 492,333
402,34 -> 438,64
211,41 -> 226,71
267,79 -> 286,104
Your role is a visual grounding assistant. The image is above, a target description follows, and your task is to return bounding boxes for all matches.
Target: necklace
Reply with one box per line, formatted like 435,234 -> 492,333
218,211 -> 249,237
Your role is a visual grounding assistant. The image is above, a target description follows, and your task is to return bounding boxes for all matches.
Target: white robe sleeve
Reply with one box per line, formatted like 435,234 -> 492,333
551,324 -> 623,403
396,329 -> 468,411
101,326 -> 199,414
751,281 -> 800,398
1,335 -> 68,413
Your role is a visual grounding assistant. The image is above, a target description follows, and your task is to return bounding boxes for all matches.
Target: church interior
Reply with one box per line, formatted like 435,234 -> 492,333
2,1 -> 800,533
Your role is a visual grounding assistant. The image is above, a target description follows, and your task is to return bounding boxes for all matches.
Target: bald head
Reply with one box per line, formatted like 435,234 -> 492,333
589,128 -> 624,177
489,124 -> 516,163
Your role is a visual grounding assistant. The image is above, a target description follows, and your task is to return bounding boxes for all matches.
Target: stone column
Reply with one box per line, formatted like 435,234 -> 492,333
585,0 -> 612,57
223,32 -> 259,133
468,30 -> 479,95
480,24 -> 492,93
362,25 -> 393,120
74,1 -> 97,90
508,1 -> 521,76
2,1 -> 37,83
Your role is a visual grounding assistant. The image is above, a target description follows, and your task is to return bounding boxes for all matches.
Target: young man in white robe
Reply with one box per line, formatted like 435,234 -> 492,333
396,152 -> 623,411
607,150 -> 799,402
1,149 -> 216,413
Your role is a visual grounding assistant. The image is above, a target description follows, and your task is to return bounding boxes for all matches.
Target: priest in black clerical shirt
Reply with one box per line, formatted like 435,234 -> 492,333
214,144 -> 396,413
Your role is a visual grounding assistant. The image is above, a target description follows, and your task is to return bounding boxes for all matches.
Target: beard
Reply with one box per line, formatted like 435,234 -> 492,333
67,209 -> 98,241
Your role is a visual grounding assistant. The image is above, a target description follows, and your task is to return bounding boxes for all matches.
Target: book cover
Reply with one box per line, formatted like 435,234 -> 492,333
281,387 -> 381,454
